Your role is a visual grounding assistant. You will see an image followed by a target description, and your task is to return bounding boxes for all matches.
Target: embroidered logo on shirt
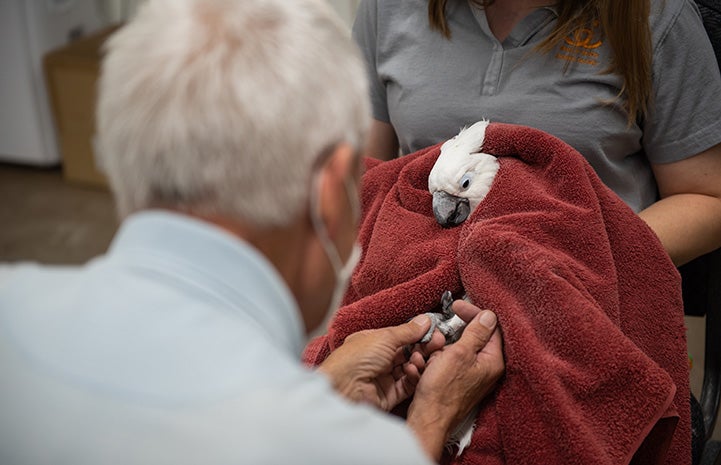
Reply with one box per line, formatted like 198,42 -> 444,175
556,22 -> 602,66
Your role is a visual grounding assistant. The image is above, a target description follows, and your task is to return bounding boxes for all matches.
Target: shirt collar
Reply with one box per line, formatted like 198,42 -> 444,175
469,2 -> 558,48
108,210 -> 306,357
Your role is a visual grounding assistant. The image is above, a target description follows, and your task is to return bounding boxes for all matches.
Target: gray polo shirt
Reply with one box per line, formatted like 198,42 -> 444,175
353,0 -> 721,211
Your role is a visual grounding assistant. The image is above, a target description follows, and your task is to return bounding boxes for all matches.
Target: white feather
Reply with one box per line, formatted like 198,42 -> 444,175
438,120 -> 490,157
448,406 -> 480,457
428,120 -> 500,214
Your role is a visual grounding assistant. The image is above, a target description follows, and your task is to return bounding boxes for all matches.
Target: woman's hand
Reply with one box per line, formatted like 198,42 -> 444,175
317,314 -> 435,411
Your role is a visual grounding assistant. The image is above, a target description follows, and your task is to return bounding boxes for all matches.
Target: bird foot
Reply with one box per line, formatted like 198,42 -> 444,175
419,291 -> 468,344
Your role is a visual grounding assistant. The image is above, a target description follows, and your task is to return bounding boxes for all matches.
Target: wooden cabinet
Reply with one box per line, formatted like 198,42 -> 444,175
44,26 -> 120,187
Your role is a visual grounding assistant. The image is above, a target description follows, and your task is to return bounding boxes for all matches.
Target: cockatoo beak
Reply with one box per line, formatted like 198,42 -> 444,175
433,191 -> 470,227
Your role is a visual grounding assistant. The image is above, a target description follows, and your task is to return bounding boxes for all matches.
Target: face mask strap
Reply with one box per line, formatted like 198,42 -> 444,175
309,168 -> 345,277
308,142 -> 362,275
344,175 -> 361,224
306,155 -> 362,338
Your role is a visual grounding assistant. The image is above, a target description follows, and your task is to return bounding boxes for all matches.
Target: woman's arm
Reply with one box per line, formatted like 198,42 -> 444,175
364,119 -> 400,161
639,142 -> 721,266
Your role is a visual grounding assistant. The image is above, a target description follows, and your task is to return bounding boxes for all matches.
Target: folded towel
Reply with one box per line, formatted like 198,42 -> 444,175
303,123 -> 690,465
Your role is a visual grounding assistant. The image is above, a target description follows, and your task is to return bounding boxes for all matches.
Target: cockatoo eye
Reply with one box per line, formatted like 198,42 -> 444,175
460,173 -> 472,190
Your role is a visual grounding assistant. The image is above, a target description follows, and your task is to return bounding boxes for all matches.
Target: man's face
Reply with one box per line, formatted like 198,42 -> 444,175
304,155 -> 362,337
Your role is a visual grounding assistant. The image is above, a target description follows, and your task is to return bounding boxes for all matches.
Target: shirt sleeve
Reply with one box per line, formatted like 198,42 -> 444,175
0,265 -> 15,283
643,0 -> 721,164
352,0 -> 391,123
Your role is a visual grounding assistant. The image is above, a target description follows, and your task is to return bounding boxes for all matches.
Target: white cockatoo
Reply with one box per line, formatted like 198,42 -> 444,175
419,121 -> 500,456
428,120 -> 500,228
417,294 -> 480,457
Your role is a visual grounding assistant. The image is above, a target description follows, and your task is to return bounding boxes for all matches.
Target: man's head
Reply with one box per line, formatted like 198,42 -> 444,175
96,0 -> 370,334
97,0 -> 368,225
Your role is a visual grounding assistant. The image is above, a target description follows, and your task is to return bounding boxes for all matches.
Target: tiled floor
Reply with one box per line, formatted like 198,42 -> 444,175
0,161 -> 718,441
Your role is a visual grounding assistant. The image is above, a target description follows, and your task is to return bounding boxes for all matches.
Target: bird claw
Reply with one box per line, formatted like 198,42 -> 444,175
419,313 -> 444,344
417,291 -> 467,345
440,290 -> 454,318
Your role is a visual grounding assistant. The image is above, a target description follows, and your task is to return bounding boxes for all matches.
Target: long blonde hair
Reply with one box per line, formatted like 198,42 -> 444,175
428,0 -> 652,123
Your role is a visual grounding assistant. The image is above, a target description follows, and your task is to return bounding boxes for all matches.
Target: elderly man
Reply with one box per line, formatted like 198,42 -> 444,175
0,0 -> 504,464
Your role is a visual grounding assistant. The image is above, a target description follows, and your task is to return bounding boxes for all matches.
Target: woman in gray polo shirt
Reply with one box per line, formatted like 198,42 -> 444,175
353,0 -> 721,267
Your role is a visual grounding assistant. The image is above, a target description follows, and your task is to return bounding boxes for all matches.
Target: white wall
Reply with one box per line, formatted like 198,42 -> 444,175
94,0 -> 145,23
0,0 -> 106,165
326,0 -> 360,29
0,0 -> 360,165
94,0 -> 359,28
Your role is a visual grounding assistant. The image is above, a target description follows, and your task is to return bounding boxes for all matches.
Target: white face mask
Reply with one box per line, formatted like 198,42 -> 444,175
308,242 -> 361,339
307,170 -> 362,339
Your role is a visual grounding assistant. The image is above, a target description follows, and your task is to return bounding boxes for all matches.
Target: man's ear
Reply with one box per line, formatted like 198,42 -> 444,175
314,143 -> 358,238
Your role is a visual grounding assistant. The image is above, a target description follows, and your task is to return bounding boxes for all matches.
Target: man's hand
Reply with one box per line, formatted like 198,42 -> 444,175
407,301 -> 505,461
317,315 -> 434,411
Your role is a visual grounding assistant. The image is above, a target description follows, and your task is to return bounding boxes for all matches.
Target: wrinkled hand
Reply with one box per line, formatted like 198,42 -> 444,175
317,315 -> 434,411
407,301 -> 505,461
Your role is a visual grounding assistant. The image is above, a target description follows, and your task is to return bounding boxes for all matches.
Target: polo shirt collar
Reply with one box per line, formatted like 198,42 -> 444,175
108,210 -> 306,357
469,2 -> 558,48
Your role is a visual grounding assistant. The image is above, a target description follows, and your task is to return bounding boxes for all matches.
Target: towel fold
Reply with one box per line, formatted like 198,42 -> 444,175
304,123 -> 690,465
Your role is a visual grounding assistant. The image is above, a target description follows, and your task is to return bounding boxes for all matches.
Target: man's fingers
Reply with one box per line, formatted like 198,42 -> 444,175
420,330 -> 446,354
480,328 -> 504,360
451,300 -> 483,323
383,314 -> 432,347
408,350 -> 426,370
455,310 -> 498,352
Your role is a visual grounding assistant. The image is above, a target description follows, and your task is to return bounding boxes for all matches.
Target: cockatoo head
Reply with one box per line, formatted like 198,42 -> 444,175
428,120 -> 500,227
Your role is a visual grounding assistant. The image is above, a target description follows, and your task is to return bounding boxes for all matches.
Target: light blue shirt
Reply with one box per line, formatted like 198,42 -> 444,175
0,211 -> 432,465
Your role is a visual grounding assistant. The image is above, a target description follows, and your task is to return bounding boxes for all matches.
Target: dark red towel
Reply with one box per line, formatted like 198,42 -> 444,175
303,123 -> 690,465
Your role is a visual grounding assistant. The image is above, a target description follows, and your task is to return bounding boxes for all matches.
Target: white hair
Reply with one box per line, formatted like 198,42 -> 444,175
96,0 -> 370,227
